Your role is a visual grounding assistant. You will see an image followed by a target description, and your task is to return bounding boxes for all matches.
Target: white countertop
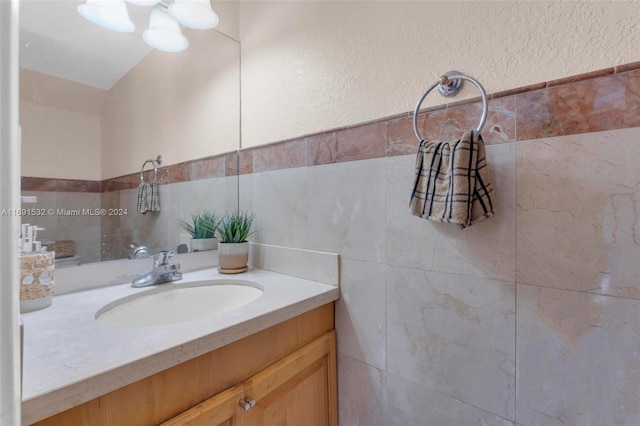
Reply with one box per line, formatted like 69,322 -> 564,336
21,267 -> 339,424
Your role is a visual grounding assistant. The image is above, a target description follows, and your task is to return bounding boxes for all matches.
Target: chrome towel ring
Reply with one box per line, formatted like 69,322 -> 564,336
412,71 -> 488,142
140,155 -> 163,183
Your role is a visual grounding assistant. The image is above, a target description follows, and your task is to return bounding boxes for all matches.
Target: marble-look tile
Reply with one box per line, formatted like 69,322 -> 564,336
20,191 -> 57,231
337,354 -> 387,426
387,96 -> 517,159
309,122 -> 387,165
429,143 -> 516,282
387,266 -> 515,420
306,132 -> 337,165
224,152 -> 239,177
516,128 -> 640,299
420,97 -> 516,146
615,61 -> 640,73
491,82 -> 547,100
119,188 -> 169,255
250,167 -> 308,248
546,68 -> 614,88
516,283 -> 640,426
516,70 -> 640,140
386,114 -> 423,157
385,143 -> 516,283
238,149 -> 253,175
21,177 -> 58,192
57,179 -> 101,193
100,191 -> 121,236
248,243 -> 339,286
190,155 -> 227,180
238,173 -> 253,214
335,259 -> 386,370
252,139 -> 307,173
386,373 -> 514,426
161,177 -> 234,251
307,158 -> 385,263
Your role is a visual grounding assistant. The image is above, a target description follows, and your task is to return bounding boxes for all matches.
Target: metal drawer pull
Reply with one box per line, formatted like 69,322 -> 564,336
239,397 -> 256,411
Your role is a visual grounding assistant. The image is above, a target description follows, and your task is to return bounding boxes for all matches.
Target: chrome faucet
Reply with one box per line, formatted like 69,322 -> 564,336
131,250 -> 183,288
128,243 -> 150,259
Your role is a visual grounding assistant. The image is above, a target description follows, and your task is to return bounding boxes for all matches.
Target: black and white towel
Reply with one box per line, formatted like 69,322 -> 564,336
409,131 -> 495,228
136,181 -> 160,214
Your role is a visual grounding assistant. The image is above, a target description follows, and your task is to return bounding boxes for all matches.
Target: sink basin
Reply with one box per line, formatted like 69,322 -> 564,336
95,280 -> 264,327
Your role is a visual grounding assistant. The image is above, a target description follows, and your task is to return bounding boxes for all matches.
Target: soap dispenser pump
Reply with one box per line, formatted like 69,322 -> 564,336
20,224 -> 46,253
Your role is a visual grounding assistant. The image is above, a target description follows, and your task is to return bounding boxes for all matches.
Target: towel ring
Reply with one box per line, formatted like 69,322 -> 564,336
412,72 -> 488,142
140,155 -> 163,183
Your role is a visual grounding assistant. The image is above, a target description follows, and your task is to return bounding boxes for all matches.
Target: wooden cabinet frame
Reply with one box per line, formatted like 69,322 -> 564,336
162,332 -> 337,426
31,304 -> 335,426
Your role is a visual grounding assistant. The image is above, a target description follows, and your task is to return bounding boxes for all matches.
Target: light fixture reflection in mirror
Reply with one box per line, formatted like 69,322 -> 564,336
77,0 -> 219,52
77,0 -> 135,33
143,7 -> 188,52
170,0 -> 219,29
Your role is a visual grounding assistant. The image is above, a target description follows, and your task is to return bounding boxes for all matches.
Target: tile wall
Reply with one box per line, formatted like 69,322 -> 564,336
238,65 -> 640,425
21,152 -> 238,263
20,64 -> 640,424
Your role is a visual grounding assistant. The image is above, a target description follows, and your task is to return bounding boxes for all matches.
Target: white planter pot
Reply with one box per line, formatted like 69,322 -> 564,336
217,241 -> 249,274
190,237 -> 218,252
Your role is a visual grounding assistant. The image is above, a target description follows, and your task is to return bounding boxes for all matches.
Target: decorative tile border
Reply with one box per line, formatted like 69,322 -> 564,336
239,62 -> 640,174
21,177 -> 102,193
22,151 -> 238,193
23,61 -> 640,186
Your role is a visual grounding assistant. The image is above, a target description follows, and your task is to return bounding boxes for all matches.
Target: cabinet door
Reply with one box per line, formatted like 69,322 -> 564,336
160,386 -> 244,426
243,331 -> 337,426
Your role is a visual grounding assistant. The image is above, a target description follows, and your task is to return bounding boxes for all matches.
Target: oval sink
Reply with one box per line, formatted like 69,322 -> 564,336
95,280 -> 264,327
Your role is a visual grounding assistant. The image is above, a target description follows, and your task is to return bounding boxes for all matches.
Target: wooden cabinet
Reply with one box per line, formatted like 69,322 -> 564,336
31,304 -> 335,426
163,332 -> 337,426
244,332 -> 337,426
161,386 -> 245,426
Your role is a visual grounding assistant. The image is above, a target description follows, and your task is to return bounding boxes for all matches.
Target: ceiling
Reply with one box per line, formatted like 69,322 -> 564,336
20,0 -> 156,90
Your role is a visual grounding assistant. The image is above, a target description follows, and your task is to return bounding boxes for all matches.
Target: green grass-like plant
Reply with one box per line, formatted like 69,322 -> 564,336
177,210 -> 220,239
216,211 -> 255,243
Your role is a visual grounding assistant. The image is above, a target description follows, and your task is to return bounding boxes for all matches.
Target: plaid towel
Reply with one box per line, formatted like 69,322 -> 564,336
409,131 -> 495,228
136,181 -> 160,214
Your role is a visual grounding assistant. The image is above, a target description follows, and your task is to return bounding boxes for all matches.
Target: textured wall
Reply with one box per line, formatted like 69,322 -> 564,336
239,0 -> 640,148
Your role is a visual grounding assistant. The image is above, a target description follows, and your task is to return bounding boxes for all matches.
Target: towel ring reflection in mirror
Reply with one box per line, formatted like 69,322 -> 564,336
140,155 -> 163,183
412,71 -> 488,143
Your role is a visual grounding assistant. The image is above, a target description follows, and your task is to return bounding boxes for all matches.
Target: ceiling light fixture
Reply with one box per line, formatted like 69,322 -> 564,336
77,0 -> 219,52
169,0 -> 219,30
77,0 -> 135,33
143,7 -> 189,52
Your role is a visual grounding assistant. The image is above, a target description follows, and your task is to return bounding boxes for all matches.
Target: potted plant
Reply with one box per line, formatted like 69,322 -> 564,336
177,210 -> 221,252
215,211 -> 255,274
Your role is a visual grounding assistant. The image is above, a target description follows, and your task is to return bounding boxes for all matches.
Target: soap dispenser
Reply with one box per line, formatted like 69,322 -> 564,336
19,223 -> 55,313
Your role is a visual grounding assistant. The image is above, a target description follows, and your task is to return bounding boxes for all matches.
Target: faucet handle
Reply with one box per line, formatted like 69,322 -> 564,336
153,250 -> 175,266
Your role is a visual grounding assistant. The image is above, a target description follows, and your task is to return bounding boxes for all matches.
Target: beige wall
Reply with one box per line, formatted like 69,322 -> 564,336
239,0 -> 640,148
101,28 -> 240,179
214,0 -> 240,41
20,69 -> 105,181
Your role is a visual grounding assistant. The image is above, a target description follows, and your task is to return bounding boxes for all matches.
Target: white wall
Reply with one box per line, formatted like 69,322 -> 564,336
239,0 -> 640,148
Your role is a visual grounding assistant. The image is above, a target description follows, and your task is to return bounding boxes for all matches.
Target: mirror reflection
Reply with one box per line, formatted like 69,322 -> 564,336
19,0 -> 241,267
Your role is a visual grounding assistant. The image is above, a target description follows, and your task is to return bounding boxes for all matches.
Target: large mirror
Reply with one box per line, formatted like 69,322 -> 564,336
19,0 -> 241,266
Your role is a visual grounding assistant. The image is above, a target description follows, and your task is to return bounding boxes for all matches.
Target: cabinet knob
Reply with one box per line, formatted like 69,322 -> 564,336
239,397 -> 256,411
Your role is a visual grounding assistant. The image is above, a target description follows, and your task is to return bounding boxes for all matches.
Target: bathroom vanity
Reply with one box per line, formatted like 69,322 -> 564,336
21,255 -> 339,425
